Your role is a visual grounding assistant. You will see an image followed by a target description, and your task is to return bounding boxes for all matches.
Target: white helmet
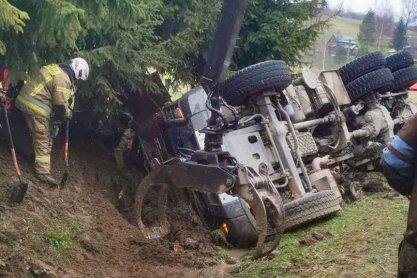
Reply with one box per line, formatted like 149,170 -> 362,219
70,57 -> 90,81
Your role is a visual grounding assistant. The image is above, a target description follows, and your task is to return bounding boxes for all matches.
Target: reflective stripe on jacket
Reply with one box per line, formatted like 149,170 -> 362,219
15,64 -> 75,118
381,114 -> 417,195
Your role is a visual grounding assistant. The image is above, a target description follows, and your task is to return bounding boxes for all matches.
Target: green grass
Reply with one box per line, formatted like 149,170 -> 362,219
233,194 -> 408,278
407,91 -> 417,104
72,202 -> 83,211
43,218 -> 83,251
326,16 -> 361,38
44,232 -> 72,250
51,255 -> 62,267
90,210 -> 99,218
210,248 -> 230,261
67,218 -> 83,235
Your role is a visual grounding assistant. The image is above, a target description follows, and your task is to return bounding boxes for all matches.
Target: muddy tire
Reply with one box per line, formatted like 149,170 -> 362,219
386,51 -> 414,72
225,199 -> 258,246
222,60 -> 292,106
345,68 -> 394,101
284,190 -> 341,230
385,66 -> 417,93
225,215 -> 258,246
338,52 -> 386,85
349,182 -> 363,201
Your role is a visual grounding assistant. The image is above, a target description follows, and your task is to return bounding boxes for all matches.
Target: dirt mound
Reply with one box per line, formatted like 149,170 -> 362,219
346,171 -> 391,193
0,138 -> 219,277
299,230 -> 334,246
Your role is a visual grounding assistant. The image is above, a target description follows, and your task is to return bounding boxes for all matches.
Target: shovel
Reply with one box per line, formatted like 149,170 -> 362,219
2,104 -> 28,203
60,120 -> 70,188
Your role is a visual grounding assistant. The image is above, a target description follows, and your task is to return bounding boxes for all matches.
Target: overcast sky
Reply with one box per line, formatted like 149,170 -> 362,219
327,0 -> 403,17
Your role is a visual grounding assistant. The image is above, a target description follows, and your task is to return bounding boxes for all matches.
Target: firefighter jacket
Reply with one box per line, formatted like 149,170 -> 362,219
15,64 -> 75,119
0,68 -> 9,91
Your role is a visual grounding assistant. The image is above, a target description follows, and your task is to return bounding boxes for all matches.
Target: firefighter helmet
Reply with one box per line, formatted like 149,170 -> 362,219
70,57 -> 90,81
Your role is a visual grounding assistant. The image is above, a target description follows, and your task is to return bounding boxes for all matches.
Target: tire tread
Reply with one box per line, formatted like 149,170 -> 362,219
346,68 -> 394,101
386,51 -> 414,72
284,190 -> 341,230
338,52 -> 386,85
223,60 -> 292,106
385,66 -> 417,93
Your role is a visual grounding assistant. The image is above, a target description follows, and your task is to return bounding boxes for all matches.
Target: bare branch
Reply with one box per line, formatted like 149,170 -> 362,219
402,0 -> 417,27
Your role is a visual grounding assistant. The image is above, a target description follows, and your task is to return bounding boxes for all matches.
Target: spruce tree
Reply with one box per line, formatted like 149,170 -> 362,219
357,10 -> 377,55
391,17 -> 408,51
0,0 -> 331,129
0,0 -> 28,55
235,0 -> 330,67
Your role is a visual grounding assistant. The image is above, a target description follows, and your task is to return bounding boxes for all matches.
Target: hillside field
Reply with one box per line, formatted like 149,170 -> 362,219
304,16 -> 417,71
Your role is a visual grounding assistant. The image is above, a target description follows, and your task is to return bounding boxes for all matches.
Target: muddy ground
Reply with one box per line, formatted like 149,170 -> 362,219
0,137 -> 234,278
0,134 -> 410,277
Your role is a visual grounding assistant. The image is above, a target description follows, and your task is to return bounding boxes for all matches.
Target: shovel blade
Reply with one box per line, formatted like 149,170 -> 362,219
9,182 -> 28,203
60,172 -> 69,188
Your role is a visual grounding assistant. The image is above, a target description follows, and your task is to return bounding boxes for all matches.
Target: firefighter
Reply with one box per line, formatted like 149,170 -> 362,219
0,68 -> 8,102
114,111 -> 135,172
0,80 -> 6,102
381,114 -> 417,277
15,58 -> 89,186
113,110 -> 137,201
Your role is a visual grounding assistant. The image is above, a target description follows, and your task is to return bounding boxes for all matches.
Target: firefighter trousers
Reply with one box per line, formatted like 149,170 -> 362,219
24,114 -> 52,175
399,168 -> 417,277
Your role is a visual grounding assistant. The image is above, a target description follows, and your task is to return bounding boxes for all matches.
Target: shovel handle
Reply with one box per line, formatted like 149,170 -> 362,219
10,148 -> 21,177
60,120 -> 70,188
64,120 -> 69,166
64,142 -> 69,166
2,103 -> 22,178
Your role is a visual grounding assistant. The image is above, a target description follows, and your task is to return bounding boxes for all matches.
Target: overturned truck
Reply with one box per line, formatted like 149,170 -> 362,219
134,0 -> 417,258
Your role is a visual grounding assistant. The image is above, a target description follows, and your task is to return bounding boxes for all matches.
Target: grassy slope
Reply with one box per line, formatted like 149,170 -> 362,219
326,16 -> 361,38
234,193 -> 408,278
408,91 -> 417,103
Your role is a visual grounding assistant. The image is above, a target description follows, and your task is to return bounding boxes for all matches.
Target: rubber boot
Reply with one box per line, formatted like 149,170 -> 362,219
36,174 -> 59,187
398,240 -> 417,277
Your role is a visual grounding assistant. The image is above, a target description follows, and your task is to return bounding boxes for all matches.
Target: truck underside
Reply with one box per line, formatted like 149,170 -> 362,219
132,0 -> 417,258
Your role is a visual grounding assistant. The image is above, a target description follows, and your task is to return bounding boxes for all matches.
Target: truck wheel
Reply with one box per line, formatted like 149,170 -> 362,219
385,66 -> 417,93
225,215 -> 258,247
284,190 -> 341,230
222,60 -> 292,106
346,68 -> 394,101
386,51 -> 414,72
338,52 -> 386,85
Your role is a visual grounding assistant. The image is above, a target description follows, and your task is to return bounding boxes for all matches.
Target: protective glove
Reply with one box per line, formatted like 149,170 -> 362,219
65,108 -> 73,120
53,105 -> 73,120
0,93 -> 5,103
50,120 -> 61,138
53,105 -> 66,121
